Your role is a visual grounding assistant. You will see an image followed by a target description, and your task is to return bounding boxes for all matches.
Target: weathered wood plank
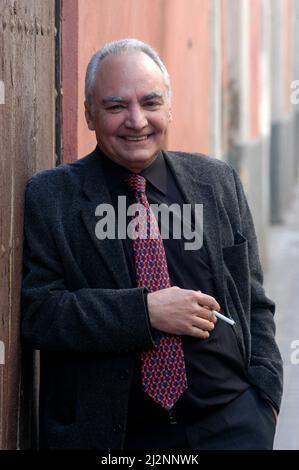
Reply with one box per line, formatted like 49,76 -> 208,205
0,0 -> 55,449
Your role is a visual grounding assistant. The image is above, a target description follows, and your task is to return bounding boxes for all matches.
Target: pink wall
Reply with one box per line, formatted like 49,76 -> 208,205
62,0 -> 210,162
249,0 -> 261,140
162,0 -> 210,154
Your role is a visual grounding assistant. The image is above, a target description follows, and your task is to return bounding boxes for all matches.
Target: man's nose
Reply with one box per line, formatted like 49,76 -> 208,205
124,105 -> 147,130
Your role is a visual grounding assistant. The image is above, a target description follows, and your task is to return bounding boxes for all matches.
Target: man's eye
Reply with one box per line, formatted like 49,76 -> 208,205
107,105 -> 125,112
144,101 -> 160,109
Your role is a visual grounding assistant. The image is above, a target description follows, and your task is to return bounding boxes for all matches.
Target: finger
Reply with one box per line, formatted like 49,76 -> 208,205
195,305 -> 218,323
188,327 -> 210,339
195,292 -> 220,311
192,315 -> 215,332
204,307 -> 218,323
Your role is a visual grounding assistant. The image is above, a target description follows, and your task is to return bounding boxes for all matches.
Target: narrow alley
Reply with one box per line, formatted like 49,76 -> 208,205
264,182 -> 299,450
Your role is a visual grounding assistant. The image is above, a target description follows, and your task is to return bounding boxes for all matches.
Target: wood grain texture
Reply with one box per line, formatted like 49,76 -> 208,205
0,0 -> 55,449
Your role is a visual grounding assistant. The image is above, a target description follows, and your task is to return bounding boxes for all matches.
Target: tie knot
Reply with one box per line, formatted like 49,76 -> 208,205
126,174 -> 147,194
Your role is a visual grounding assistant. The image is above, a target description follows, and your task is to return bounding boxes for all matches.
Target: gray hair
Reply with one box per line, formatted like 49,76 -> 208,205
85,38 -> 171,106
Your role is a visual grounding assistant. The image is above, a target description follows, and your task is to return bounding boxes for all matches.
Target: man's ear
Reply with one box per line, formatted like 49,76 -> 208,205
84,101 -> 95,131
168,108 -> 173,124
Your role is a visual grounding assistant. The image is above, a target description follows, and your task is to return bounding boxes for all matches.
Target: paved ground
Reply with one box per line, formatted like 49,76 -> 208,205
264,182 -> 299,450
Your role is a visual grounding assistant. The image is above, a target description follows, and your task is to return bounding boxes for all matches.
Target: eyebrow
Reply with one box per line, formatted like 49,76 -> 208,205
102,96 -> 127,104
143,92 -> 164,101
102,91 -> 164,105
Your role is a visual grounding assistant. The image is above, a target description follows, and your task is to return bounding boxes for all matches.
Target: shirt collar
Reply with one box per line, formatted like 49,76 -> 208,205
98,146 -> 167,195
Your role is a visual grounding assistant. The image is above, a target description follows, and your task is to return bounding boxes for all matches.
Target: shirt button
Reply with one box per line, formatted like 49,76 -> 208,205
120,369 -> 129,380
113,423 -> 122,433
168,409 -> 178,425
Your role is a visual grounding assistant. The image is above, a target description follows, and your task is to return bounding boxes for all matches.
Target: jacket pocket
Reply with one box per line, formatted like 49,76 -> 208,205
222,232 -> 252,367
222,231 -> 251,315
222,232 -> 249,276
224,280 -> 248,365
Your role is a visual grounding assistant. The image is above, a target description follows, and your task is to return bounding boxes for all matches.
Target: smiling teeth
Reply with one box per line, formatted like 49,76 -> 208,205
124,136 -> 148,141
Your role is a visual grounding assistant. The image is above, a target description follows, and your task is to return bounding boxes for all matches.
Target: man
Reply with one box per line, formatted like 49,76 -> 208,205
22,39 -> 283,450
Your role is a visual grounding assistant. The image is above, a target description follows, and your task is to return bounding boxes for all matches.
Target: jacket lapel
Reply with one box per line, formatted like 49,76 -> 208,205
80,153 -> 132,289
165,153 -> 226,308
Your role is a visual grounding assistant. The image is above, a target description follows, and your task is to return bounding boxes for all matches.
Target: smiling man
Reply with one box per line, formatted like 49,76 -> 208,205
22,39 -> 283,450
84,51 -> 172,173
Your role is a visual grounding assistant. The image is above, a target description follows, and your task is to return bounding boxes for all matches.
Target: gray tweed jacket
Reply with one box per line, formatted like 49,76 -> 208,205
21,148 -> 283,449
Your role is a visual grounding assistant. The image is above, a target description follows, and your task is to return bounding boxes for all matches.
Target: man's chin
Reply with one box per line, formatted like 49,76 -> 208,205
118,150 -> 160,171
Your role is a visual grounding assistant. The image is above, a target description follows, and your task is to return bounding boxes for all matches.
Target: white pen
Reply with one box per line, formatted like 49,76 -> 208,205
212,310 -> 235,326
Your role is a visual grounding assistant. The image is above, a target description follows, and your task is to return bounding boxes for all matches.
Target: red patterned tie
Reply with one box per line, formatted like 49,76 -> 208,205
126,174 -> 187,410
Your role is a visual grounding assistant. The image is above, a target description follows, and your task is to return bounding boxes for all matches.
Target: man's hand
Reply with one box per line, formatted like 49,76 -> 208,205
147,286 -> 220,339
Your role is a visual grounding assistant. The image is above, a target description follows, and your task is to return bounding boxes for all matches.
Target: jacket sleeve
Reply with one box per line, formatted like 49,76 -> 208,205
21,178 -> 156,354
232,168 -> 283,409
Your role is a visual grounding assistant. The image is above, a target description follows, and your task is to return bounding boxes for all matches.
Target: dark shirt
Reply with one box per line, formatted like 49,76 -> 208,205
100,148 -> 249,430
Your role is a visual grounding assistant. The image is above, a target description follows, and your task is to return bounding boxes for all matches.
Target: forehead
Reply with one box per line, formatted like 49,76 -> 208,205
93,52 -> 167,97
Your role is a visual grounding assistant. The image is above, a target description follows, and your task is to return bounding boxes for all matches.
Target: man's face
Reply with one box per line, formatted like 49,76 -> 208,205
85,52 -> 172,172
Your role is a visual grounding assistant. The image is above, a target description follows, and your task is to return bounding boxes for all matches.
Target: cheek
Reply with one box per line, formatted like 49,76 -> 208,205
96,119 -> 119,138
155,116 -> 171,134
96,110 -> 122,130
150,112 -> 170,128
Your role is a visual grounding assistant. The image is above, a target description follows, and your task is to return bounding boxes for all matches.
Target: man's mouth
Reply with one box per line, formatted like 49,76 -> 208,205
120,134 -> 152,142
